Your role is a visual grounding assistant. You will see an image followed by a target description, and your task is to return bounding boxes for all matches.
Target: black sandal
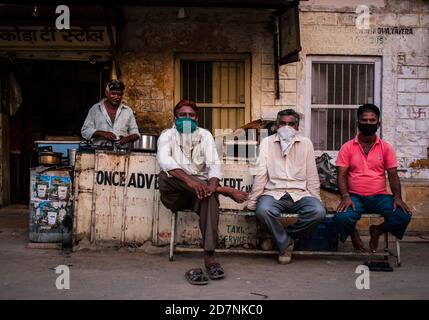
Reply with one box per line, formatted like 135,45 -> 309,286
206,262 -> 225,279
364,260 -> 393,272
185,268 -> 209,285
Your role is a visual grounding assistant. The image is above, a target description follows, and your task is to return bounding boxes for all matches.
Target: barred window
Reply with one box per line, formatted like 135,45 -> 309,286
308,57 -> 381,151
176,55 -> 250,133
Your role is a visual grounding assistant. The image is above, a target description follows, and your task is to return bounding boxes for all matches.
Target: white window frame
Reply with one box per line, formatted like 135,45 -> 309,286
304,55 -> 381,155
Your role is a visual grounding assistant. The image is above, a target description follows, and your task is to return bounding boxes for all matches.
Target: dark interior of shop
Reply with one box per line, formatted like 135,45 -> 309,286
5,60 -> 109,203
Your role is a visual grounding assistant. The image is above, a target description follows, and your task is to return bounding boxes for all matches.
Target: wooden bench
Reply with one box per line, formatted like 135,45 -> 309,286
169,209 -> 402,266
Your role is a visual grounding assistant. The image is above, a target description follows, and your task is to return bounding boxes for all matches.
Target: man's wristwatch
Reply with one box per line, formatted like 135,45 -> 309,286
341,193 -> 350,199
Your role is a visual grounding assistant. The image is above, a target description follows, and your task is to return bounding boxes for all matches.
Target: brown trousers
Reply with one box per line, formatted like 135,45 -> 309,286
158,171 -> 220,252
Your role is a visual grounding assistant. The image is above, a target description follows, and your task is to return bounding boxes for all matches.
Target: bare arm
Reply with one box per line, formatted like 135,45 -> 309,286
215,185 -> 248,203
337,166 -> 349,197
306,141 -> 321,200
168,168 -> 209,199
387,168 -> 412,213
119,133 -> 140,145
92,130 -> 117,141
336,166 -> 356,212
207,177 -> 220,194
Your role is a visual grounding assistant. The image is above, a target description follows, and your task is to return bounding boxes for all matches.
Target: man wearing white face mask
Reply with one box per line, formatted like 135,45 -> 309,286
247,109 -> 325,264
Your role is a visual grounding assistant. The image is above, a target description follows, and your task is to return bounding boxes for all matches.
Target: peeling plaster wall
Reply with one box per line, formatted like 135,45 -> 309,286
297,0 -> 429,177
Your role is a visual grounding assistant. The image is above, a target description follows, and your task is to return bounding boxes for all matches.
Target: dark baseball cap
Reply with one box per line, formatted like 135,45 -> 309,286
106,79 -> 125,92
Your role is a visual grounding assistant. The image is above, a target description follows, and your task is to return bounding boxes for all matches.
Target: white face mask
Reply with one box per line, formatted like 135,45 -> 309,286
276,125 -> 297,156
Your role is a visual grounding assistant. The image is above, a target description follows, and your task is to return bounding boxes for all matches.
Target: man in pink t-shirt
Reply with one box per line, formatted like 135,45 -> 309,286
334,104 -> 412,252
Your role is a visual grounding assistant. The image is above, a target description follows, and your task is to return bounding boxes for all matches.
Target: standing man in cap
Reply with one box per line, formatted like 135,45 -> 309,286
81,79 -> 140,145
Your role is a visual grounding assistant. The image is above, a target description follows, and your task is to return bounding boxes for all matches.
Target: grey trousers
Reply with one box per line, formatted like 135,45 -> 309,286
255,194 -> 326,254
158,171 -> 220,252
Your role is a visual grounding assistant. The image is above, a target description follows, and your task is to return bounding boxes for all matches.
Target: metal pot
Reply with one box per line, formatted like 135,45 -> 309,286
68,149 -> 77,166
132,134 -> 158,152
39,151 -> 63,166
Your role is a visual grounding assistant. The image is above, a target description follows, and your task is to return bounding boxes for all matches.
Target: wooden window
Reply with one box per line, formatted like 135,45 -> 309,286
175,54 -> 251,133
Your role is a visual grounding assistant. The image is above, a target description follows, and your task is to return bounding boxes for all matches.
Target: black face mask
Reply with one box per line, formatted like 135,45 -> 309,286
358,122 -> 378,136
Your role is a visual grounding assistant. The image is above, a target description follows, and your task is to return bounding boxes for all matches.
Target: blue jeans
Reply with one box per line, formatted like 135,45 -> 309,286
334,194 -> 412,242
255,194 -> 326,254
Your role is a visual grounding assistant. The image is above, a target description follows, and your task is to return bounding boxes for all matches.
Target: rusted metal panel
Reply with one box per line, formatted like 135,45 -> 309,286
175,211 -> 201,246
123,153 -> 157,244
73,151 -> 260,248
73,192 -> 93,242
176,213 -> 260,249
219,163 -> 253,210
73,152 -> 96,242
92,151 -> 127,243
154,200 -> 174,246
155,207 -> 260,248
218,214 -> 259,248
73,151 -> 159,246
153,162 -> 258,248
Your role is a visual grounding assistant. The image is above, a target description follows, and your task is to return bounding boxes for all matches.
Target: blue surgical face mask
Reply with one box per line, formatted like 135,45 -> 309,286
175,117 -> 197,133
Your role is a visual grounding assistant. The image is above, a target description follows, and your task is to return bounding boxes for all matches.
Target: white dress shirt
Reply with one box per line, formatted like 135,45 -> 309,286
81,99 -> 140,145
157,126 -> 223,181
247,133 -> 321,210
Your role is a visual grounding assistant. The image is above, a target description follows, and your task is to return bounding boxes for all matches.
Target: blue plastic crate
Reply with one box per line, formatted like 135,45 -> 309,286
296,214 -> 339,251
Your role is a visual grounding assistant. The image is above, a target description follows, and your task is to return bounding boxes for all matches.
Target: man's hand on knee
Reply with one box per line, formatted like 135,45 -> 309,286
187,178 -> 210,199
337,194 -> 356,212
393,197 -> 412,214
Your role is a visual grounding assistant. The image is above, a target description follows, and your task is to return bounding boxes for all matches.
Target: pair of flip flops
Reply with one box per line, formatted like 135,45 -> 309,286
185,263 -> 225,285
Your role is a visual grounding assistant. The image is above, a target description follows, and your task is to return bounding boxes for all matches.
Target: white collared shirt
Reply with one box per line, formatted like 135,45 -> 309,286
81,99 -> 140,145
156,127 -> 223,181
247,133 -> 321,210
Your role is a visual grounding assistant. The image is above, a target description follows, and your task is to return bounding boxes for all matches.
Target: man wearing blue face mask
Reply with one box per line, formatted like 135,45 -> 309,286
157,99 -> 248,285
247,109 -> 326,264
335,104 -> 412,253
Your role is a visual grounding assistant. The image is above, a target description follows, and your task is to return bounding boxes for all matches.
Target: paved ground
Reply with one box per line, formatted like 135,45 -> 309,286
1,205 -> 429,300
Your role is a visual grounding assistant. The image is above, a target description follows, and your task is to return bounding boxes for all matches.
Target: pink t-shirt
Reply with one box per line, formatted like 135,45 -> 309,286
336,135 -> 398,196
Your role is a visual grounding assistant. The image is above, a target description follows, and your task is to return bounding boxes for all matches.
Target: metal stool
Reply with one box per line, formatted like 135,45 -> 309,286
169,211 -> 178,261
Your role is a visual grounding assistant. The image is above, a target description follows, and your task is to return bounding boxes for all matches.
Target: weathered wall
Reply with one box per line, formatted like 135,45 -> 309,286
297,0 -> 429,176
119,7 -> 275,135
119,1 -> 429,176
